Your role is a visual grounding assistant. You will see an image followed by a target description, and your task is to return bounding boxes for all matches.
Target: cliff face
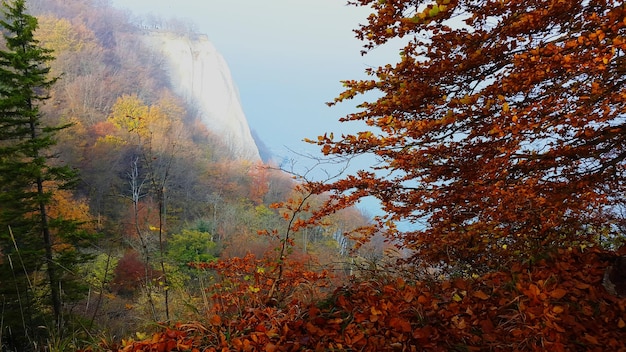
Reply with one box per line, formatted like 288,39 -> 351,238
141,31 -> 261,162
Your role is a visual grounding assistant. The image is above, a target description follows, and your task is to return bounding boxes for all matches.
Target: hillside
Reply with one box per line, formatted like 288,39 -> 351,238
0,0 -> 374,349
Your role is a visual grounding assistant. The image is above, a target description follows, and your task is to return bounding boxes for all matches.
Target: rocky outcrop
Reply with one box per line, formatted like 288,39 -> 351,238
141,31 -> 261,162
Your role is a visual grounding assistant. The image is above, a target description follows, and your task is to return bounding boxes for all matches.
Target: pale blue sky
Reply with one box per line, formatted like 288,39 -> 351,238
110,0 -> 398,166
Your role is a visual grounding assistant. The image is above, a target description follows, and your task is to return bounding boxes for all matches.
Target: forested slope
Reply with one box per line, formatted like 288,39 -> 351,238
0,0 -> 373,349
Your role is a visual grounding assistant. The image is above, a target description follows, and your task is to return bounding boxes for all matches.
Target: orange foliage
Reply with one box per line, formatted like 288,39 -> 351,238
205,161 -> 252,201
47,189 -> 95,230
96,248 -> 626,351
307,0 -> 626,268
247,162 -> 270,205
89,120 -> 117,139
190,253 -> 331,316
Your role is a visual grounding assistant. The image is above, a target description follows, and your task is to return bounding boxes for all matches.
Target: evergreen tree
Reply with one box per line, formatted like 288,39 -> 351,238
0,0 -> 92,347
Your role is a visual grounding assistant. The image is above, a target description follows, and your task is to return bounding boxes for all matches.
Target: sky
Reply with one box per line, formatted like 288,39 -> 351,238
109,0 -> 399,171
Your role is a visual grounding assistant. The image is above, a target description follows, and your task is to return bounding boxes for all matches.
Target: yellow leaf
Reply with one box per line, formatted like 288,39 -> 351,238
503,102 -> 510,112
452,293 -> 463,302
428,5 -> 440,17
358,131 -> 373,140
460,95 -> 472,104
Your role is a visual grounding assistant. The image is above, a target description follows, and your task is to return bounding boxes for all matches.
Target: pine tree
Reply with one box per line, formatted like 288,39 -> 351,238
0,0 -> 90,347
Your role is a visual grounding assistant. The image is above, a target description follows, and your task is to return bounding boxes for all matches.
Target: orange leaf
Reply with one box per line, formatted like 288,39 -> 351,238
583,334 -> 599,345
479,319 -> 494,333
549,288 -> 567,299
525,284 -> 541,300
209,314 -> 222,326
350,331 -> 365,344
552,322 -> 566,333
403,289 -> 415,303
354,312 -> 368,323
413,327 -> 432,341
337,295 -> 349,308
451,316 -> 467,329
472,290 -> 489,300
389,317 -> 412,333
308,306 -> 321,317
575,283 -> 590,290
417,295 -> 429,304
305,322 -> 323,336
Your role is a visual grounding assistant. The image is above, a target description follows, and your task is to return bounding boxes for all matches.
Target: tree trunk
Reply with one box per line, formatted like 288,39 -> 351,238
30,110 -> 61,325
603,255 -> 626,297
38,177 -> 61,324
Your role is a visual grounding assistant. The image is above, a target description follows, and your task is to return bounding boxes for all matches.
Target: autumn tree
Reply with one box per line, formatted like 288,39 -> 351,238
35,14 -> 111,125
310,0 -> 626,271
0,0 -> 94,346
106,93 -> 190,321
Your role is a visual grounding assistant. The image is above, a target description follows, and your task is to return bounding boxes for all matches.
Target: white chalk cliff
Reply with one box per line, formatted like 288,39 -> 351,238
141,31 -> 261,162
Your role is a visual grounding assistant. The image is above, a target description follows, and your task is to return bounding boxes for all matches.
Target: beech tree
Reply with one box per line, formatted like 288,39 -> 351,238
310,0 -> 626,270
